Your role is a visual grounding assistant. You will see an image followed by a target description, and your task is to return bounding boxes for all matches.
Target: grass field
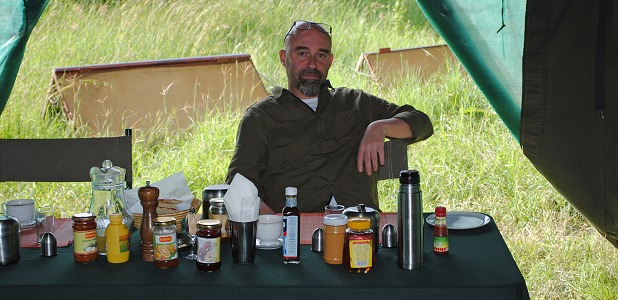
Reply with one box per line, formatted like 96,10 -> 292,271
1,1 -> 617,299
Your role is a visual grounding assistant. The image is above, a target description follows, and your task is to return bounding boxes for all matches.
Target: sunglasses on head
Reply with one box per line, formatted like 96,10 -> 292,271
284,20 -> 332,45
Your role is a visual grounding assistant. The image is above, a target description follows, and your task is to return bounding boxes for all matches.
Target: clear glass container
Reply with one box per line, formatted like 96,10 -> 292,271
89,160 -> 134,255
153,217 -> 179,269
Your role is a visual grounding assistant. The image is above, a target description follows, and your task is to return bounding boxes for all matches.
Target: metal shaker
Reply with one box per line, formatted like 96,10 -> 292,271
397,170 -> 423,270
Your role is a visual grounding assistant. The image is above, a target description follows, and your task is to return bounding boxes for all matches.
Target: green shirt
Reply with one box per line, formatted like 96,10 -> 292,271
226,85 -> 433,212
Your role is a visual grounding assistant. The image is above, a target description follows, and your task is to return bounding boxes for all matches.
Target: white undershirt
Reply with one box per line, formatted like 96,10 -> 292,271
303,97 -> 318,111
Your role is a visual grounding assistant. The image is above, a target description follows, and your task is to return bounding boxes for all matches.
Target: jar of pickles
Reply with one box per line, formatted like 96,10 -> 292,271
196,219 -> 222,272
152,217 -> 179,269
72,212 -> 98,263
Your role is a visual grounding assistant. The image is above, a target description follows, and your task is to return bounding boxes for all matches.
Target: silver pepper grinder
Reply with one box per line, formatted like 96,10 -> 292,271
397,170 -> 423,270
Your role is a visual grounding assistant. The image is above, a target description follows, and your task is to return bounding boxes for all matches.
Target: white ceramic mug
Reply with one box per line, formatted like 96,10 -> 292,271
1,199 -> 35,226
256,214 -> 283,246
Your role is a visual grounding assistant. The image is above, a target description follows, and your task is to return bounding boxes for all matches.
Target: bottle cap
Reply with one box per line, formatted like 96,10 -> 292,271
399,170 -> 420,184
435,206 -> 446,217
348,217 -> 371,230
323,214 -> 348,226
109,213 -> 123,223
285,187 -> 297,196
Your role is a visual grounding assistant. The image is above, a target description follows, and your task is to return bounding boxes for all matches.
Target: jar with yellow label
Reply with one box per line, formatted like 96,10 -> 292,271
152,217 -> 179,269
343,217 -> 374,273
72,212 -> 98,263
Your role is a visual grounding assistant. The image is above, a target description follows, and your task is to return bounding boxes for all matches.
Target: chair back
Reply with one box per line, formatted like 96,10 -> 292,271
0,129 -> 133,188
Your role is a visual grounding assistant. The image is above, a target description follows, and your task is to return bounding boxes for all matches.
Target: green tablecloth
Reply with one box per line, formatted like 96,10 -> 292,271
0,214 -> 529,300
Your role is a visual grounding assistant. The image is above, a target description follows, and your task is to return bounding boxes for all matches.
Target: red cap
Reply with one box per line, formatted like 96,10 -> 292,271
435,206 -> 446,217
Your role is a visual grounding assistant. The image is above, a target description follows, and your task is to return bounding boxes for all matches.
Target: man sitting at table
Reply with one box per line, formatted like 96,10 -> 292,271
226,20 -> 433,214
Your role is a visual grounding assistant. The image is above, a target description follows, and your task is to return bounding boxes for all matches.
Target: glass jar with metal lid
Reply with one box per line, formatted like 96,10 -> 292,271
196,219 -> 222,272
208,198 -> 230,240
152,216 -> 178,269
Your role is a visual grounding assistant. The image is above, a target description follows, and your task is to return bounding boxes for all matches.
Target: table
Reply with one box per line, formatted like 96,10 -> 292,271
0,213 -> 529,300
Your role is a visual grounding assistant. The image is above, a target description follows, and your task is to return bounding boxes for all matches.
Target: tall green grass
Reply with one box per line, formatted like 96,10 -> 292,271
1,1 -> 616,299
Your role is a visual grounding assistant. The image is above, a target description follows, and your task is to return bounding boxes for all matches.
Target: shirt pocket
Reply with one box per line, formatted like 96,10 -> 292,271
333,109 -> 362,141
270,122 -> 311,154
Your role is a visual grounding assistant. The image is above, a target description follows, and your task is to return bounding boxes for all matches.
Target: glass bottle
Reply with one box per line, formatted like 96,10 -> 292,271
72,212 -> 98,263
343,217 -> 374,273
152,217 -> 179,269
89,160 -> 134,256
208,198 -> 230,241
282,187 -> 300,264
196,219 -> 222,272
433,206 -> 449,255
105,213 -> 130,263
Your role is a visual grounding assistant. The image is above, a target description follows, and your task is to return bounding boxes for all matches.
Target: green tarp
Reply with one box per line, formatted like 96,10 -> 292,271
0,0 -> 48,115
418,0 -> 618,247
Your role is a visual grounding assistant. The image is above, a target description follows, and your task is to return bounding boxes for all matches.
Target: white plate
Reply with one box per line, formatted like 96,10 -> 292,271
426,211 -> 490,230
256,238 -> 282,250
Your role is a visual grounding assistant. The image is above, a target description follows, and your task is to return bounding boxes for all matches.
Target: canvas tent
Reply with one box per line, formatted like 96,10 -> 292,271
0,0 -> 48,115
417,0 -> 618,247
2,0 -> 617,247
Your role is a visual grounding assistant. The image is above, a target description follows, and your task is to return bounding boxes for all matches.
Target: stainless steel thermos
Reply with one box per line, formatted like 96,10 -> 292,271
397,170 -> 423,270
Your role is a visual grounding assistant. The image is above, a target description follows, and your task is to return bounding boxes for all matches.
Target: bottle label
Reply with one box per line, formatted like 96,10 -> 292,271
208,213 -> 229,238
153,233 -> 178,261
73,230 -> 98,254
349,236 -> 372,268
433,236 -> 449,253
283,215 -> 299,258
197,236 -> 220,263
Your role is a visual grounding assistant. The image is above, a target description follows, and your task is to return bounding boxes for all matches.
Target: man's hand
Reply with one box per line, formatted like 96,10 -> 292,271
357,118 -> 413,176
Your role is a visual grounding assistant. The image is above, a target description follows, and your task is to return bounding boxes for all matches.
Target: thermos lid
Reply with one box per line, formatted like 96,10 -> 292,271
399,170 -> 420,184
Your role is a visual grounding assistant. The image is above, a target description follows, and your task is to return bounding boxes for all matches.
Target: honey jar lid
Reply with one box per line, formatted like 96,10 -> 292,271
347,217 -> 371,230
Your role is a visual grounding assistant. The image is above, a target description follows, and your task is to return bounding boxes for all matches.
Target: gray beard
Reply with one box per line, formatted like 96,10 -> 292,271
297,79 -> 321,97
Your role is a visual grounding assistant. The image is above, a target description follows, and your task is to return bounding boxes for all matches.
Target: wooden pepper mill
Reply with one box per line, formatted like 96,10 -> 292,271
139,181 -> 159,262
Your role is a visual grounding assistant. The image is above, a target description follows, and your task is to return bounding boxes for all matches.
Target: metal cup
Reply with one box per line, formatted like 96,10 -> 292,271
230,220 -> 257,264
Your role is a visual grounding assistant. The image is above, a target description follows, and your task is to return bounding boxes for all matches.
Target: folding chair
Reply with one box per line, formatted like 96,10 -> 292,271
0,129 -> 133,188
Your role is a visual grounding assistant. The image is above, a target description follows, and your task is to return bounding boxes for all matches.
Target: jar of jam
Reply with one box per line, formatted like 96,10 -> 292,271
343,217 -> 374,273
72,212 -> 98,263
208,198 -> 230,241
196,219 -> 222,272
152,217 -> 179,269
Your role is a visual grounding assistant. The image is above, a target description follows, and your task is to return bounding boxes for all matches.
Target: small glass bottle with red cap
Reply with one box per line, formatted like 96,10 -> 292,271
433,206 -> 449,255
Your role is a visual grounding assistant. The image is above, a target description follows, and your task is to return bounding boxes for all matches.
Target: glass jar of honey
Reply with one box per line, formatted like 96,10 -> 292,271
196,219 -> 222,272
152,217 -> 179,269
72,212 -> 98,263
343,217 -> 374,273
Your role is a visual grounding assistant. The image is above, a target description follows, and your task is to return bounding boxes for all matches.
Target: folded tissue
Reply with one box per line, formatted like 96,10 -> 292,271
126,172 -> 195,214
223,173 -> 260,222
